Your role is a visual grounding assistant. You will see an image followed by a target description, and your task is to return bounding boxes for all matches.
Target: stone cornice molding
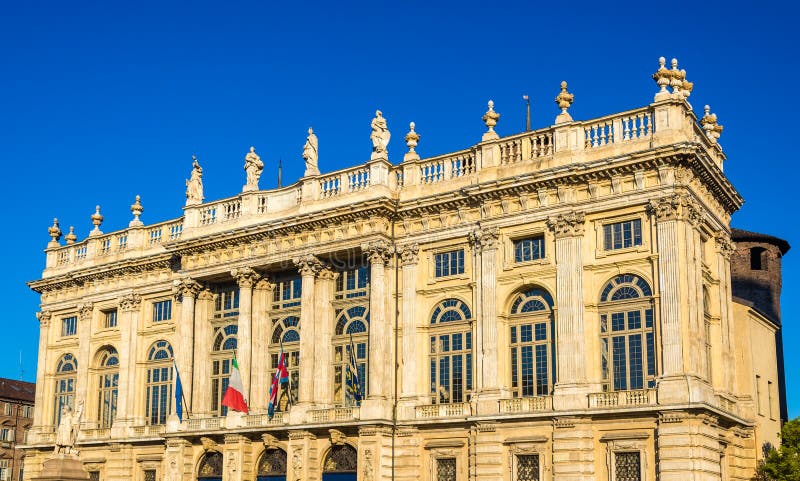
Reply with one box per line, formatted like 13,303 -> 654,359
546,211 -> 586,238
288,430 -> 315,441
397,243 -> 420,266
78,302 -> 93,321
118,293 -> 142,312
231,267 -> 260,289
36,311 -> 52,327
468,226 -> 499,252
28,254 -> 173,294
173,278 -> 202,300
362,240 -> 392,265
293,254 -> 323,277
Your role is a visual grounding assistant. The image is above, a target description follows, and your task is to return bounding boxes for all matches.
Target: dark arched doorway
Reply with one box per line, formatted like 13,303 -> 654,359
257,448 -> 287,481
197,451 -> 223,481
322,444 -> 357,481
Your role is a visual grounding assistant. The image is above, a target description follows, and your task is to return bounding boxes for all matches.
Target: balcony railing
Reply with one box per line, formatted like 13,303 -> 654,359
415,402 -> 472,419
589,389 -> 656,408
244,413 -> 286,427
500,396 -> 552,413
132,424 -> 166,437
307,407 -> 360,424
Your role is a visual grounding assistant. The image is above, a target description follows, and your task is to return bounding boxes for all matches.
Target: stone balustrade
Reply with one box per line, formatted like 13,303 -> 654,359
588,389 -> 657,408
499,396 -> 552,413
415,402 -> 472,419
307,407 -> 360,424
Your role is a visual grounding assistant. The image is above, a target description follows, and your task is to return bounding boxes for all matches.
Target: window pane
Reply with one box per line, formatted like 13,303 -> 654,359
612,336 -> 627,390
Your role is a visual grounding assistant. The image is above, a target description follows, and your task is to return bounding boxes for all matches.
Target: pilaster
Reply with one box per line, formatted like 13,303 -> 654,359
287,430 -> 318,481
223,433 -> 253,481
33,311 -> 51,433
358,425 -> 394,481
716,233 -> 737,395
164,437 -> 192,481
75,302 -> 93,421
314,267 -> 336,407
656,411 -> 723,481
231,266 -> 260,401
470,422 -> 503,481
547,212 -> 591,409
173,278 -> 201,412
251,278 -> 275,412
293,255 -> 322,419
193,288 -> 215,415
361,240 -> 392,420
552,417 -> 595,481
114,293 -> 141,432
398,244 -> 421,418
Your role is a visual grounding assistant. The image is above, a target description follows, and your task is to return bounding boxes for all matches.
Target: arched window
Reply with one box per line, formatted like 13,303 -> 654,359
269,317 -> 300,412
429,298 -> 473,404
508,287 -> 555,397
322,444 -> 358,477
333,306 -> 369,405
54,353 -> 77,425
211,324 -> 237,416
145,340 -> 173,425
197,451 -> 223,481
257,448 -> 287,481
599,275 -> 656,391
96,347 -> 119,428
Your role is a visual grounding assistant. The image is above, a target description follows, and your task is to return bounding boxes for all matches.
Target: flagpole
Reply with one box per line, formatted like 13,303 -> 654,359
279,338 -> 294,406
174,359 -> 191,420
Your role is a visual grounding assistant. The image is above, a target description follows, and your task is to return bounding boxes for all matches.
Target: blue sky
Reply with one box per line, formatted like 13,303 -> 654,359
1,1 -> 797,416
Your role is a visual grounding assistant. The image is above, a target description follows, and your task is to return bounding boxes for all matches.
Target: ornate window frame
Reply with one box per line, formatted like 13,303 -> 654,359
428,298 -> 474,405
94,346 -> 119,429
601,432 -> 649,481
505,436 -> 548,481
426,244 -> 471,284
507,287 -> 556,398
145,340 -> 173,425
593,213 -> 649,259
332,306 -> 369,405
504,227 -> 551,270
425,439 -> 466,481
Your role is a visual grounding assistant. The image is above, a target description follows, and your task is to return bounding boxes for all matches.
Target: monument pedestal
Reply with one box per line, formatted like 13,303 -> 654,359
33,455 -> 89,481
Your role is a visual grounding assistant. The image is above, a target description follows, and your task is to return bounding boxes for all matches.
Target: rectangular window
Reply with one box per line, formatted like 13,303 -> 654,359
3,403 -> 10,416
103,309 -> 117,329
272,277 -> 302,309
768,380 -> 774,420
436,458 -> 457,481
756,375 -> 762,415
61,316 -> 77,337
335,266 -> 370,299
514,236 -> 545,263
516,454 -> 540,481
434,249 -> 465,278
430,331 -> 472,404
214,285 -> 240,318
603,219 -> 642,251
144,469 -> 156,481
614,452 -> 641,481
152,300 -> 172,322
89,471 -> 100,481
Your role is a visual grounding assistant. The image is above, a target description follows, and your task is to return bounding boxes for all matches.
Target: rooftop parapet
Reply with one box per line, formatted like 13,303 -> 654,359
38,57 -> 732,277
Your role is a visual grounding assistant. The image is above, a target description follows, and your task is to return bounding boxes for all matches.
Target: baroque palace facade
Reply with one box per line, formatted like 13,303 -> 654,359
22,58 -> 786,481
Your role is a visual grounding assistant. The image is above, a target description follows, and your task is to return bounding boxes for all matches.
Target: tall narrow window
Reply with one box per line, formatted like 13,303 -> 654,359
211,325 -> 237,416
61,316 -> 77,337
54,354 -> 77,426
145,340 -> 173,425
750,247 -> 767,270
436,458 -> 457,481
270,317 -> 300,412
214,284 -> 240,318
96,347 -> 119,428
509,287 -> 555,397
603,219 -> 642,251
152,300 -> 172,322
102,309 -> 117,329
599,275 -> 656,391
429,299 -> 473,404
756,375 -> 762,415
333,306 -> 369,404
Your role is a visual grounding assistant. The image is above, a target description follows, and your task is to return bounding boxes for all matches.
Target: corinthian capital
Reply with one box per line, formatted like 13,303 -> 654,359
397,243 -> 420,266
231,267 -> 260,289
546,211 -> 585,238
715,233 -> 735,259
119,293 -> 142,312
648,194 -> 704,225
362,240 -> 392,265
78,302 -> 94,321
294,254 -> 323,276
173,278 -> 202,300
36,311 -> 52,327
468,227 -> 499,252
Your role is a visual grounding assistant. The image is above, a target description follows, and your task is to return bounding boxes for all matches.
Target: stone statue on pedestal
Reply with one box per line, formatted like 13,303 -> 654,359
302,127 -> 320,176
54,401 -> 83,455
185,156 -> 204,206
370,110 -> 391,160
243,146 -> 264,192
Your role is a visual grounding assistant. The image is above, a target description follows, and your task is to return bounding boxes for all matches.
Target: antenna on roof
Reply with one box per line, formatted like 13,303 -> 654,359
19,351 -> 24,381
523,94 -> 531,132
277,158 -> 283,188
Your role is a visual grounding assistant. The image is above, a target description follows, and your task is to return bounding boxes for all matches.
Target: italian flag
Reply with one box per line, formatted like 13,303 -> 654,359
221,356 -> 249,414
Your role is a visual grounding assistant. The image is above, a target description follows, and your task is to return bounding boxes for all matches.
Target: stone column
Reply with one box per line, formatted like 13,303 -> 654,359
470,227 -> 502,414
314,267 -> 336,407
33,311 -> 51,433
231,267 -> 260,402
397,244 -> 420,417
251,279 -> 275,412
115,293 -> 141,431
75,302 -> 93,424
294,255 -> 322,412
362,240 -> 392,420
173,278 -> 201,411
715,234 -> 736,394
552,417 -> 595,481
547,211 -> 590,409
193,288 -> 215,415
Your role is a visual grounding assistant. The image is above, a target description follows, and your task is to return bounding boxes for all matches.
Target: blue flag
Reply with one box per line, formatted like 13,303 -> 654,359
345,333 -> 362,406
174,362 -> 183,422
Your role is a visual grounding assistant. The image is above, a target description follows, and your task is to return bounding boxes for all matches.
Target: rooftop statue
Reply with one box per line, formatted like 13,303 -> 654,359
185,155 -> 204,206
244,146 -> 264,192
302,127 -> 320,176
370,110 -> 390,160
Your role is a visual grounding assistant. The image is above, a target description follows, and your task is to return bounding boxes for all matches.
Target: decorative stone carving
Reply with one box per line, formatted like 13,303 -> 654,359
370,110 -> 391,160
397,243 -> 419,266
700,105 -> 724,143
231,267 -> 260,288
36,311 -> 52,327
291,450 -> 302,481
329,429 -> 346,446
119,293 -> 142,312
255,278 -> 276,292
200,436 -> 219,452
173,278 -> 202,301
89,205 -> 104,237
468,226 -> 499,252
65,226 -> 77,245
78,302 -> 93,321
262,433 -> 279,449
554,81 -> 574,124
669,58 -> 684,97
715,233 -> 735,260
293,254 -> 323,276
48,218 -> 62,247
647,195 -> 681,222
227,452 -> 238,478
403,122 -> 420,162
54,401 -> 83,455
302,127 -> 320,176
129,195 -> 144,227
186,155 -> 204,206
363,449 -> 374,481
362,240 -> 391,265
481,100 -> 500,141
652,56 -> 671,100
244,146 -> 264,192
546,211 -> 585,238
317,267 -> 336,281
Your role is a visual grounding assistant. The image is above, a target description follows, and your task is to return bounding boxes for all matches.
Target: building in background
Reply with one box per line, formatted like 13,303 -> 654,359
20,58 -> 788,481
0,379 -> 35,481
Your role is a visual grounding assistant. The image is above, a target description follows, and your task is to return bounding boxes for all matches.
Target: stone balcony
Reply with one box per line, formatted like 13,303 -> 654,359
588,389 -> 657,409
